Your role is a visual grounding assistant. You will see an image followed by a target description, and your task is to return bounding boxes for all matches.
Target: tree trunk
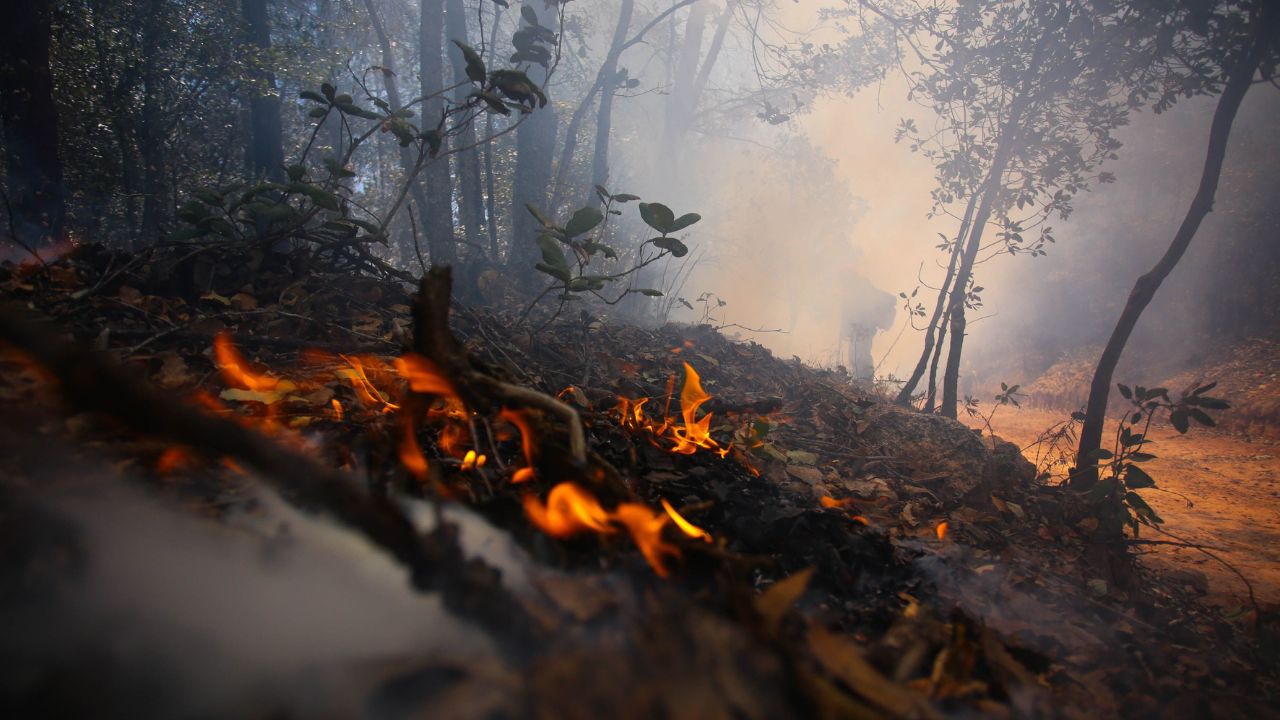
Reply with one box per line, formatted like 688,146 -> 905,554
1073,2 -> 1278,487
362,0 -> 432,259
139,0 -> 169,246
445,0 -> 487,254
923,306 -> 948,413
241,0 -> 285,182
0,0 -> 65,250
420,0 -> 456,266
509,4 -> 558,285
894,194 -> 975,405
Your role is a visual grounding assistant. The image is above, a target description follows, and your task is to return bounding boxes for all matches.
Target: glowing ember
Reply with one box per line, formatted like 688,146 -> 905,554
461,449 -> 486,471
154,447 -> 192,474
820,496 -> 856,509
512,467 -> 535,484
661,498 -> 712,543
330,398 -> 344,420
936,521 -> 949,541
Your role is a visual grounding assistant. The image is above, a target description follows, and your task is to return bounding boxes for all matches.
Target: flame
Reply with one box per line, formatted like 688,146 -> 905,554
331,398 -> 344,420
399,421 -> 429,481
821,496 -> 856,509
523,483 -> 688,577
339,354 -> 399,412
438,422 -> 469,458
523,483 -> 613,536
661,498 -> 712,543
394,353 -> 457,398
613,363 -> 728,459
936,521 -> 949,541
500,408 -> 538,482
213,333 -> 289,392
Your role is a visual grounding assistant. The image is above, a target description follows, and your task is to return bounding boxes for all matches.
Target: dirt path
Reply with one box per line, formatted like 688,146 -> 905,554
963,407 -> 1280,608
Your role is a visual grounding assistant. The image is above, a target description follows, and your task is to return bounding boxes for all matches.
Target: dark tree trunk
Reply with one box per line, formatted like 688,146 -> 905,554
586,0 -> 634,200
923,307 -> 948,413
0,0 -> 65,250
509,4 -> 558,285
445,0 -> 486,254
241,0 -> 285,182
894,195 -> 974,405
139,0 -> 169,246
420,0 -> 455,266
1073,2 -> 1278,487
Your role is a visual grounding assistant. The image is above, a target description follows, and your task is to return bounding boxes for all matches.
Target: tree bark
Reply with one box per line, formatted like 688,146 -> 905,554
445,0 -> 487,254
241,0 -> 285,182
894,194 -> 974,405
420,0 -> 456,265
139,0 -> 169,246
0,0 -> 65,250
1073,2 -> 1278,487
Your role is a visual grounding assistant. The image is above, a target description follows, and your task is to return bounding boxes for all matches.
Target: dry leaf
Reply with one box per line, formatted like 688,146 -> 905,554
755,567 -> 814,635
807,624 -> 943,720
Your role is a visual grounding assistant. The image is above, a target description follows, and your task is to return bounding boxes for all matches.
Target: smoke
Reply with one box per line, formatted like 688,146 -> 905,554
0,473 -> 510,718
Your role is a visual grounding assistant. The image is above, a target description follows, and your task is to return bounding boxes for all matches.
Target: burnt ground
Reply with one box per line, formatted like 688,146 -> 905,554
0,244 -> 1278,718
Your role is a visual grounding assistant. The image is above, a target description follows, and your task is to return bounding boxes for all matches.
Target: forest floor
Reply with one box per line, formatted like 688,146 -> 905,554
963,408 -> 1280,609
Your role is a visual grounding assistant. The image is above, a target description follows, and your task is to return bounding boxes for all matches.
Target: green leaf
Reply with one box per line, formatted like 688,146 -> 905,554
520,4 -> 539,26
470,90 -> 512,115
534,262 -> 570,283
286,164 -> 306,182
322,158 -> 357,178
291,183 -> 341,211
525,203 -> 555,228
1128,452 -> 1157,463
301,90 -> 328,104
652,236 -> 689,257
1087,448 -> 1113,460
536,234 -> 569,271
1086,477 -> 1118,504
564,207 -> 604,238
1124,465 -> 1155,489
668,212 -> 702,232
637,289 -> 664,297
1125,492 -> 1163,524
1117,384 -> 1132,400
582,242 -> 617,259
612,193 -> 640,202
452,40 -> 487,84
638,202 -> 675,233
1169,409 -> 1189,434
321,82 -> 336,101
1187,408 -> 1216,427
192,188 -> 224,207
308,107 -> 329,118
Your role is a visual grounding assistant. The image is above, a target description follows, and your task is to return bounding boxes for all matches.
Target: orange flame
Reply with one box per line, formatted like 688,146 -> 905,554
331,398 -> 344,420
614,363 -> 728,459
661,498 -> 712,543
394,353 -> 457,398
213,333 -> 282,392
399,421 -> 429,481
500,408 -> 538,482
523,483 -> 690,576
936,521 -> 949,541
821,495 -> 856,509
461,449 -> 485,471
523,482 -> 613,536
340,354 -> 399,412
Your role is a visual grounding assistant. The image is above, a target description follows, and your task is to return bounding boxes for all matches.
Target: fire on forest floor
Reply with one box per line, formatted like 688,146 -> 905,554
964,407 -> 1280,607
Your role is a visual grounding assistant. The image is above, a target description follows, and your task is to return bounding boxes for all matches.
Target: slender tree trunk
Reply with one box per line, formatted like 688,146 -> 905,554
509,4 -> 558,285
241,0 -> 285,182
445,0 -> 486,253
482,8 -> 502,258
362,0 -> 432,259
586,0 -> 635,201
894,194 -> 975,405
924,306 -> 948,412
139,0 -> 169,246
1073,2 -> 1277,487
0,0 -> 65,250
420,0 -> 455,265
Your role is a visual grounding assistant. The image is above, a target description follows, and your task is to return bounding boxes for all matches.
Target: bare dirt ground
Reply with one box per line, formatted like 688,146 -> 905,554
963,407 -> 1280,609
